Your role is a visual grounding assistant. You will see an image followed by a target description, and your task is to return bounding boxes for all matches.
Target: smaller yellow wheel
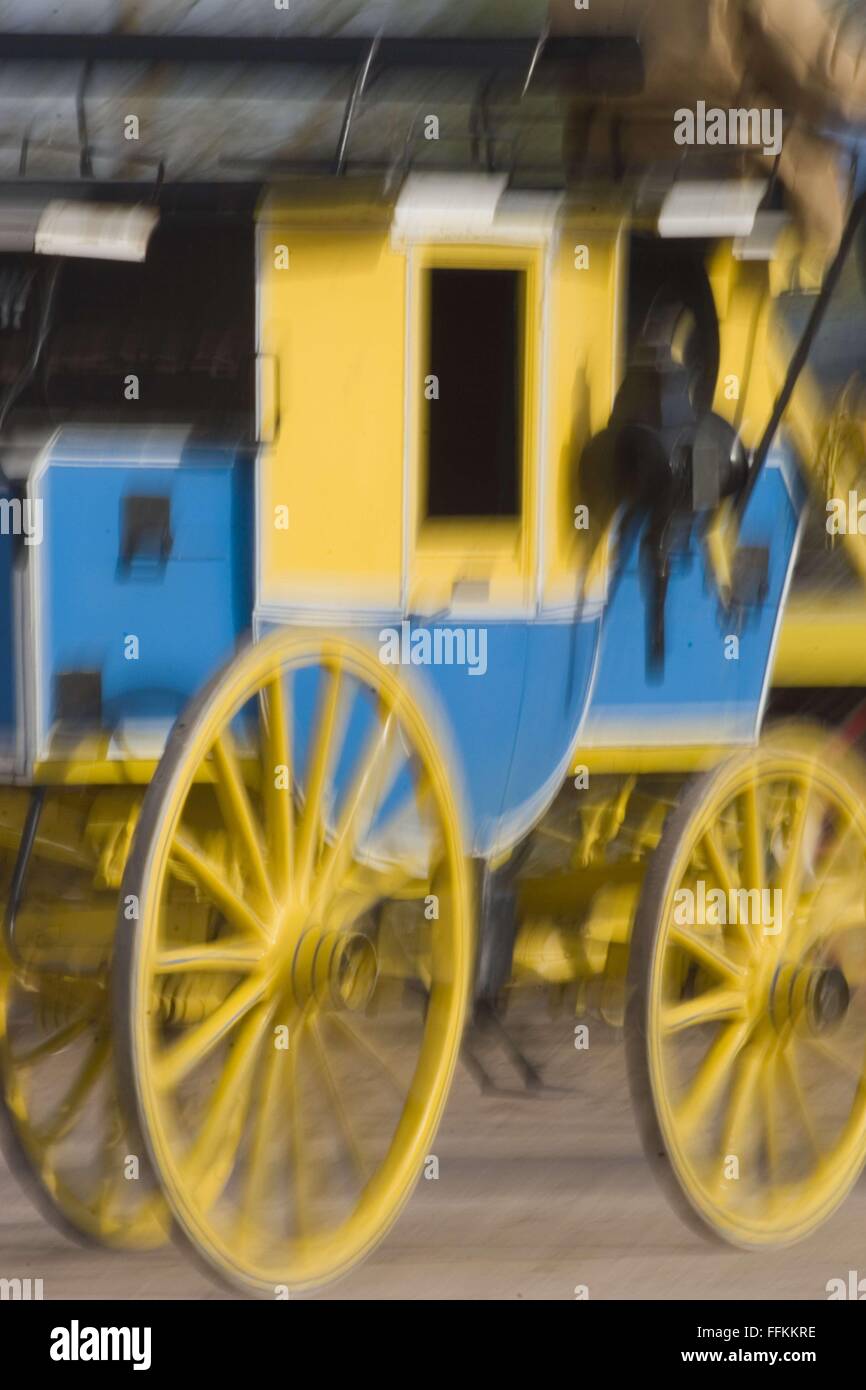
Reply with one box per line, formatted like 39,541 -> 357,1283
627,724 -> 866,1246
115,630 -> 472,1296
0,831 -> 166,1250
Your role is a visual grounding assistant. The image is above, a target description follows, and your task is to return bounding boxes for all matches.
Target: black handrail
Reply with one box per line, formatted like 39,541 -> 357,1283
738,190 -> 866,515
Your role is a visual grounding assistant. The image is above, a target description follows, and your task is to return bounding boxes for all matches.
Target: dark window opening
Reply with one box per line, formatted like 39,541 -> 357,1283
424,267 -> 523,520
0,212 -> 255,436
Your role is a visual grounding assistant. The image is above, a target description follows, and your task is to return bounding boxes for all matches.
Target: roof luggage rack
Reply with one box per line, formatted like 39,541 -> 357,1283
0,31 -> 644,94
0,30 -> 643,184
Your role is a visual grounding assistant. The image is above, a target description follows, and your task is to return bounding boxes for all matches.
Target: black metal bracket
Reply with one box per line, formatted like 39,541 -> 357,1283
469,75 -> 498,173
3,786 -> 45,970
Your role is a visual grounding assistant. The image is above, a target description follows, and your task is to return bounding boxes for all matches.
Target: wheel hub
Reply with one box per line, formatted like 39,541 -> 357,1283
287,927 -> 378,1012
768,961 -> 850,1036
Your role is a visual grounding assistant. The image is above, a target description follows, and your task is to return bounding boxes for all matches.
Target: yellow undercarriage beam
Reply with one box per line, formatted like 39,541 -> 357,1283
515,878 -> 640,983
519,864 -> 640,916
573,747 -> 732,773
774,594 -> 866,686
33,758 -> 223,786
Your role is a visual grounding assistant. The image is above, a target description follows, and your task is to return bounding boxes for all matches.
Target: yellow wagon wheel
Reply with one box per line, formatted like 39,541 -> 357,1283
0,840 -> 166,1250
0,970 -> 167,1250
114,630 -> 472,1296
626,724 -> 866,1246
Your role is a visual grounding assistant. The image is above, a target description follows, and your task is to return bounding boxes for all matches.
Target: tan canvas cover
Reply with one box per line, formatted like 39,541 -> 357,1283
551,0 -> 866,272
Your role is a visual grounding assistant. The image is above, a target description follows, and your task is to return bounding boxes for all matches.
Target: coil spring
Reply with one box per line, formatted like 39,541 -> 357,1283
153,974 -> 236,1026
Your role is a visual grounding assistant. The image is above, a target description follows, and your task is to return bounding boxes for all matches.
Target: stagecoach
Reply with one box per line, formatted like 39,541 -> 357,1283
2,29 -> 866,1296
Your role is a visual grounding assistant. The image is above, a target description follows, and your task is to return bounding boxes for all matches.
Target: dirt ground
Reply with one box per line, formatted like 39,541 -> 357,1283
0,1008 -> 860,1302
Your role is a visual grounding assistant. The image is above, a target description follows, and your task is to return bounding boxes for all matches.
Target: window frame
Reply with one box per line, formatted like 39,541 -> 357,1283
407,242 -> 542,615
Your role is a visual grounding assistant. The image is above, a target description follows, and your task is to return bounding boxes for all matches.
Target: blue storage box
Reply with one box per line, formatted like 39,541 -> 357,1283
26,426 -> 253,766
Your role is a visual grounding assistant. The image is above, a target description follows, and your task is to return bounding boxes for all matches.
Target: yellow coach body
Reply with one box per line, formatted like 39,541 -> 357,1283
256,180 -> 624,622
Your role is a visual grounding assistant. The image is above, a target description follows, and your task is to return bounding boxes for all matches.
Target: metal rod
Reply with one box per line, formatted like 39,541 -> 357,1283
522,24 -> 549,98
76,60 -> 93,179
4,787 -> 45,969
334,37 -> 380,176
738,190 -> 866,515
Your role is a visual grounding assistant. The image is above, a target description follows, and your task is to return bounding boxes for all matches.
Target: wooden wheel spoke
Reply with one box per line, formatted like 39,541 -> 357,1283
762,1043 -> 780,1186
182,1001 -> 272,1194
661,986 -> 746,1035
311,710 -> 399,914
295,667 -> 348,897
238,1022 -> 286,1248
674,1018 -> 752,1144
741,777 -> 765,895
93,1112 -> 128,1224
817,906 -> 866,957
807,853 -> 866,947
37,1033 -> 110,1147
12,1014 -> 90,1069
169,835 -> 269,941
802,1033 -> 866,1085
701,824 -> 755,952
326,861 -> 431,936
813,810 -> 857,899
94,1175 -> 118,1229
325,1013 -> 406,1100
776,776 -> 817,931
701,824 -> 739,897
261,674 -> 293,899
211,733 -> 272,909
721,1035 -> 767,1161
669,925 -> 747,986
154,972 -> 269,1094
307,1014 -> 368,1182
779,1039 -> 821,1158
155,942 -> 266,974
356,767 -> 445,889
288,1011 -> 310,1239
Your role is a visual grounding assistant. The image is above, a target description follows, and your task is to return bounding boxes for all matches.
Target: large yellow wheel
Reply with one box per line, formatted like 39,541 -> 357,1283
115,631 -> 472,1296
0,822 -> 166,1250
627,724 -> 866,1246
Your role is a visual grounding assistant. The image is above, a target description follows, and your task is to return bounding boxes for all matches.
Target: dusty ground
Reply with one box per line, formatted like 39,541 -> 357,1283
0,1009 -> 860,1302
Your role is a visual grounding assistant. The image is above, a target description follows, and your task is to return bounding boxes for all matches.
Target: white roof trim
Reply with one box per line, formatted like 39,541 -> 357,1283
657,180 -> 767,240
394,172 -> 508,240
392,173 -> 561,246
